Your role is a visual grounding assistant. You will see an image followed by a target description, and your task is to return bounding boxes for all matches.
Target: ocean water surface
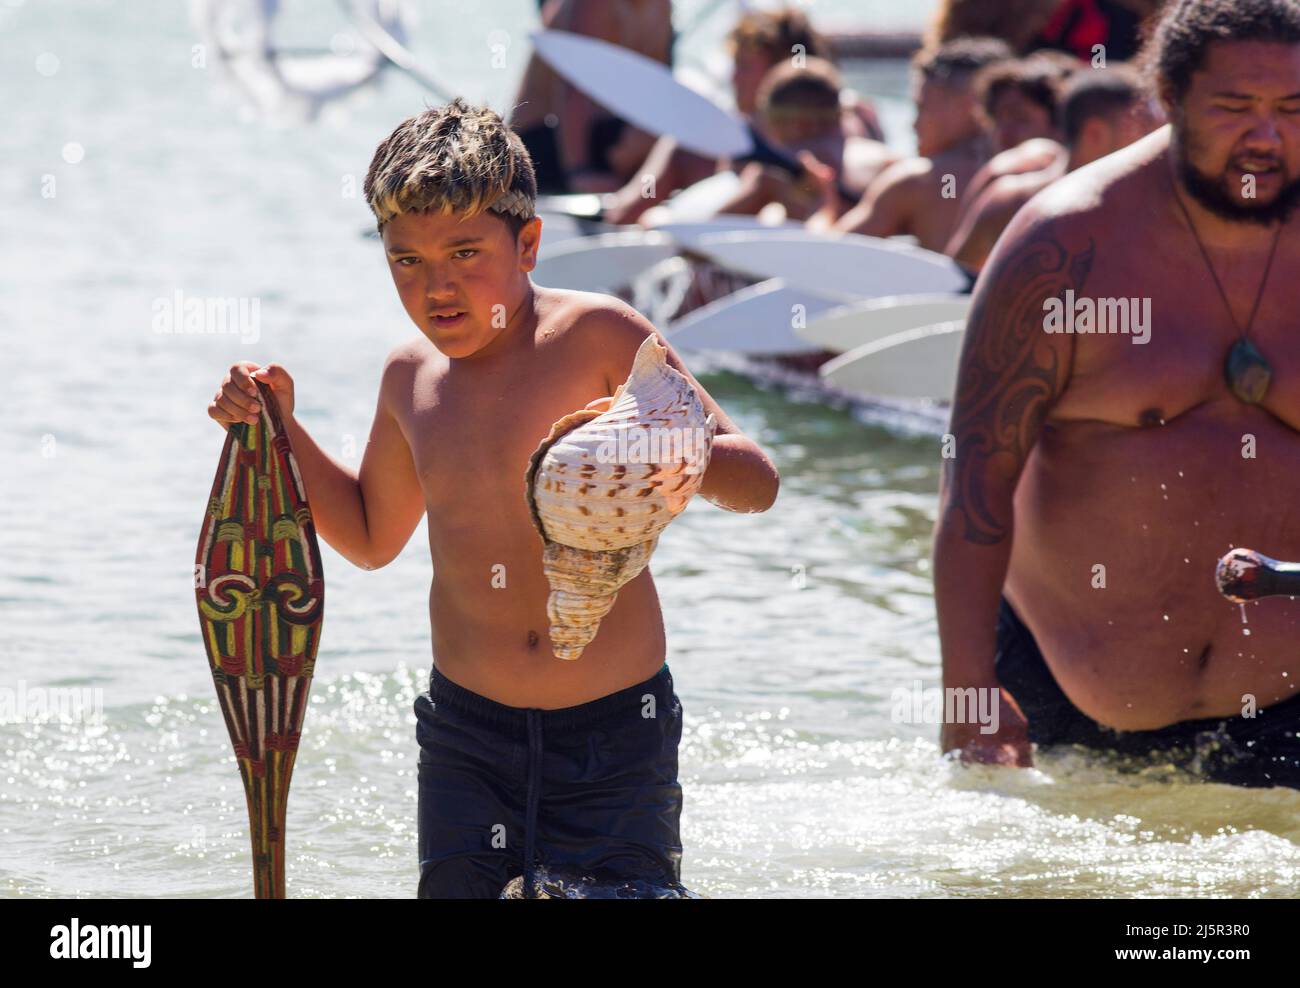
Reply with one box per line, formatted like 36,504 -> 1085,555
2,0 -> 1298,898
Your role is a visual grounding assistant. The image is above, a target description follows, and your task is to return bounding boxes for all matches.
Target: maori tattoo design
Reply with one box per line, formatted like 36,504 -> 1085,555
945,233 -> 1094,545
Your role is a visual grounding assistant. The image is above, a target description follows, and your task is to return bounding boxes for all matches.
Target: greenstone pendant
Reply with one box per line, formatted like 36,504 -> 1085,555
1226,337 -> 1271,404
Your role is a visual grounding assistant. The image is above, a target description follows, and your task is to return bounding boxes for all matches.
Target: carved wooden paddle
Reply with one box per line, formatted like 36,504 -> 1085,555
195,382 -> 324,898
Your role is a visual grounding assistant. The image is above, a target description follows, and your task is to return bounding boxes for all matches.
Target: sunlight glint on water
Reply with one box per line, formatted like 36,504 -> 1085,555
1,0 -> 1297,898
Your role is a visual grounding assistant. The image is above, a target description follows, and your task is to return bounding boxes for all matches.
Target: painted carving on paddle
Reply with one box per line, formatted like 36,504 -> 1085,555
944,233 -> 1093,546
194,385 -> 324,897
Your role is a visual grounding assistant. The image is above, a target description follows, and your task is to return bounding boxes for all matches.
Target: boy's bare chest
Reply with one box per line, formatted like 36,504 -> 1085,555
399,362 -> 607,514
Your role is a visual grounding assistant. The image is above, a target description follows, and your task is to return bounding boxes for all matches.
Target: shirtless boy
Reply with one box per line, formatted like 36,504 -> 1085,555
947,53 -> 1076,219
824,38 -> 1011,251
713,57 -> 897,222
946,65 -> 1159,273
208,99 -> 779,896
935,0 -> 1300,788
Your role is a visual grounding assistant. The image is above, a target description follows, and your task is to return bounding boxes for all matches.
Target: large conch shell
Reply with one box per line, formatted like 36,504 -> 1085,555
525,335 -> 717,660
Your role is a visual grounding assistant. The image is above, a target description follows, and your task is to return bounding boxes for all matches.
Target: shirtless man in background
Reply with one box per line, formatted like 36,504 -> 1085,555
818,38 -> 1010,250
979,55 -> 1065,154
935,0 -> 1300,788
950,54 -> 1077,225
510,0 -> 672,194
946,65 -> 1160,273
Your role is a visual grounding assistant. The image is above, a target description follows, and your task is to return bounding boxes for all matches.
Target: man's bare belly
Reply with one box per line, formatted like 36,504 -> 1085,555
1007,402 -> 1300,730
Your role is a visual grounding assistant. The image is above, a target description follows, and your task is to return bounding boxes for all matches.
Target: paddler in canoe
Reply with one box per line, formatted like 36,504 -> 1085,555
208,97 -> 779,897
946,63 -> 1162,273
696,56 -> 898,223
805,37 -> 1012,251
601,4 -> 887,225
510,0 -> 674,195
934,0 -> 1300,788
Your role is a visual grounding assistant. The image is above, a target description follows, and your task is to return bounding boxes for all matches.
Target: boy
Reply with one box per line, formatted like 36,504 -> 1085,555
708,57 -> 897,221
812,37 -> 1012,250
974,55 -> 1067,155
207,98 -> 779,897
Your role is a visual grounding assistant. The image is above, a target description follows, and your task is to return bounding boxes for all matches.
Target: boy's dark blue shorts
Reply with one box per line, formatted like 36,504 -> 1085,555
414,663 -> 688,898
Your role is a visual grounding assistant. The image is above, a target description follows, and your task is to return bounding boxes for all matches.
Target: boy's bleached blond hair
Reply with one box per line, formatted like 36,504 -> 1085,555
364,97 -> 537,236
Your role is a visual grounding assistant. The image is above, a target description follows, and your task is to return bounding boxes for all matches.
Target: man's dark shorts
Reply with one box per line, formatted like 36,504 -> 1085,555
414,663 -> 687,898
995,598 -> 1300,788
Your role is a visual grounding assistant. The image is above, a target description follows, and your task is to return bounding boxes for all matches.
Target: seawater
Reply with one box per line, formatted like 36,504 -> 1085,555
1,0 -> 1298,899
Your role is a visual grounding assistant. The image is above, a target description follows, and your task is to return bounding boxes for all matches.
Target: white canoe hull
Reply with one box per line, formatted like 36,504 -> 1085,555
689,231 -> 970,302
533,231 -> 677,293
800,294 -> 971,353
666,278 -> 841,356
819,320 -> 966,401
529,30 -> 752,159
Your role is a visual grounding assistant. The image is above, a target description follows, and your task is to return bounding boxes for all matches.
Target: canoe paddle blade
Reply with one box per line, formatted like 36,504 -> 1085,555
195,383 -> 324,898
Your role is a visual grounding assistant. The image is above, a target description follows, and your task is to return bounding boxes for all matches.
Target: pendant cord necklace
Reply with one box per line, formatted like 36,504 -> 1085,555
1168,164 -> 1282,404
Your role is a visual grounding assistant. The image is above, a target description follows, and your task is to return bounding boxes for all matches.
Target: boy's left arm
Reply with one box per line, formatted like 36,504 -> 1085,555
590,306 -> 780,514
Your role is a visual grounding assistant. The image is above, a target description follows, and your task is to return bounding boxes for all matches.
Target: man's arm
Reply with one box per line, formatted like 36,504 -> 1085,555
582,304 -> 780,514
709,162 -> 795,218
951,160 -> 1000,230
604,136 -> 681,224
832,161 -> 920,238
943,177 -> 1035,273
933,212 -> 1090,762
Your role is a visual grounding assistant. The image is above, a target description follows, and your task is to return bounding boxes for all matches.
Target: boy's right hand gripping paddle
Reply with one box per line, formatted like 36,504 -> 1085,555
195,382 -> 324,898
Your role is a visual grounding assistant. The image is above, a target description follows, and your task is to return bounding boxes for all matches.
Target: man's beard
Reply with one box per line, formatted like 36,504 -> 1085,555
1177,139 -> 1300,226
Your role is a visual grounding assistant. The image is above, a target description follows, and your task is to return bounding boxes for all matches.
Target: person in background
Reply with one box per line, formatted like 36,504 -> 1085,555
926,0 -> 1067,53
926,0 -> 1160,60
511,0 -> 672,195
945,63 -> 1161,272
949,53 -> 1079,232
1032,0 -> 1164,62
978,56 -> 1066,153
808,37 -> 1012,252
702,58 -> 898,221
603,6 -> 883,225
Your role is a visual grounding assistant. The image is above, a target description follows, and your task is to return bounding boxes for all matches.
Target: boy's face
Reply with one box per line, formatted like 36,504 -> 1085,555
913,75 -> 978,157
765,106 -> 840,148
382,208 -> 541,358
989,87 -> 1054,151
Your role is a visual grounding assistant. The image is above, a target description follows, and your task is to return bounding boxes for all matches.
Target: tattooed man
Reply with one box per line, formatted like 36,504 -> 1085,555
934,0 -> 1300,788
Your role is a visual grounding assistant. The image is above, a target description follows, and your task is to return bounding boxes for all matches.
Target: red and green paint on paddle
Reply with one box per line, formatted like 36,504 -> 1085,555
195,382 -> 324,898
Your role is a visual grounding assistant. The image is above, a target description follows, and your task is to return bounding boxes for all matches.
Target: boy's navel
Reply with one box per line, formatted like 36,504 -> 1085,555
527,629 -> 540,649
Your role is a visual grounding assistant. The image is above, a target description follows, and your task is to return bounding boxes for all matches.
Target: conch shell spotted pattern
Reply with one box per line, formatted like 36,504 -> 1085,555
525,335 -> 716,659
